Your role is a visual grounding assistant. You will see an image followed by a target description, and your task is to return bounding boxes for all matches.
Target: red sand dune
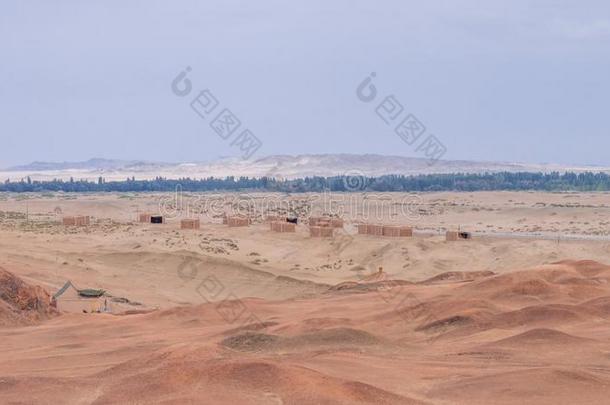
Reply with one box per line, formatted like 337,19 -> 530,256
490,327 -> 594,347
2,260 -> 610,404
0,267 -> 58,327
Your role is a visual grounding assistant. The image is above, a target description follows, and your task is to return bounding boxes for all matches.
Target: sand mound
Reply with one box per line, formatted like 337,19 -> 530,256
435,367 -> 610,405
461,273 -> 564,301
490,304 -> 589,329
553,259 -> 610,277
416,302 -> 592,338
502,278 -> 558,298
0,267 -> 58,326
416,314 -> 475,332
580,296 -> 610,316
431,367 -> 610,405
221,332 -> 281,351
454,261 -> 610,306
421,270 -> 495,284
87,351 -> 424,404
401,298 -> 497,336
328,280 -> 413,293
203,361 -> 424,405
0,376 -> 95,405
491,328 -> 592,347
222,327 -> 382,352
222,320 -> 279,335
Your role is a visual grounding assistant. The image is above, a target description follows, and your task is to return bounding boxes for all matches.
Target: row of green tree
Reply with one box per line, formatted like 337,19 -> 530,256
2,172 -> 610,193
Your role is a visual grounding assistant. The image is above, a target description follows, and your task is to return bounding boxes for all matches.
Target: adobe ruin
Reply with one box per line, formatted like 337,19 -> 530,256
62,216 -> 90,226
270,221 -> 296,233
181,219 -> 200,229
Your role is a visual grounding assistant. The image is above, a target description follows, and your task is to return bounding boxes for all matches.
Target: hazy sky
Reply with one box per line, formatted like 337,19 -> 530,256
1,1 -> 609,168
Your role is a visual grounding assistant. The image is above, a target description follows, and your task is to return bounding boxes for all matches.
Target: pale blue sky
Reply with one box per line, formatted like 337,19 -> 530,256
1,1 -> 609,168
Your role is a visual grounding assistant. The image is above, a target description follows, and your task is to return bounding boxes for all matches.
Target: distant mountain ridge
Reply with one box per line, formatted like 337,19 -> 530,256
7,158 -> 171,172
2,154 -> 609,182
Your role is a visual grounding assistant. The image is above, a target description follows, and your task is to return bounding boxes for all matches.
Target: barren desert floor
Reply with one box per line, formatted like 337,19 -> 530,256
2,191 -> 610,404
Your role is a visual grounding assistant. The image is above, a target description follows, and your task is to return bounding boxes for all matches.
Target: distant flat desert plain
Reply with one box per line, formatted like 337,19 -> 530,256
1,191 -> 610,404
